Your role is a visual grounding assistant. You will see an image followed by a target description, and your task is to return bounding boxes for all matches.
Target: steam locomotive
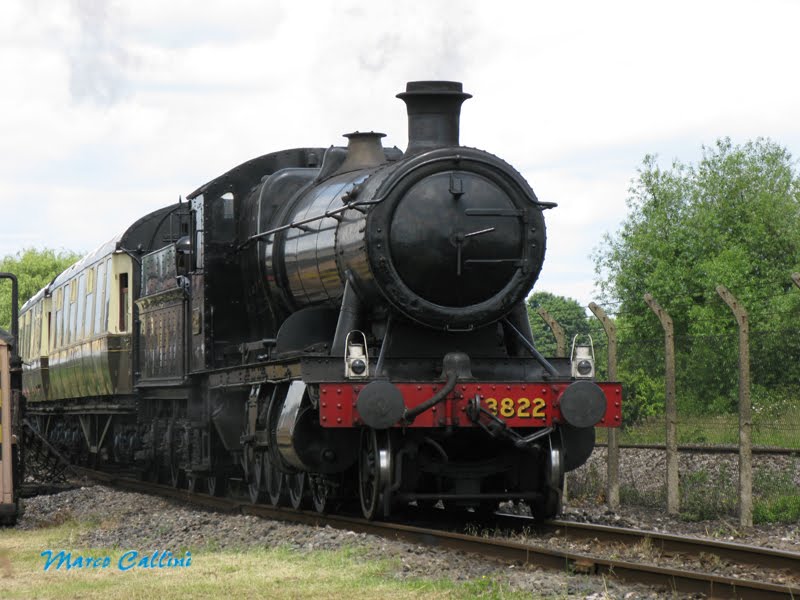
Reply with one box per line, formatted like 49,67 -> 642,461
19,81 -> 621,519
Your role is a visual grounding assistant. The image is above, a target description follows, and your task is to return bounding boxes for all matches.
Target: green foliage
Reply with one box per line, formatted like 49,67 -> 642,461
680,464 -> 737,521
616,367 -> 664,425
618,482 -> 665,508
0,248 -> 80,330
754,494 -> 800,523
753,464 -> 800,523
595,138 -> 800,415
527,290 -> 589,350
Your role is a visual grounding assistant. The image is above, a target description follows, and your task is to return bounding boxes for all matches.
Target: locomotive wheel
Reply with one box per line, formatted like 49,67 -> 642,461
248,452 -> 265,504
358,428 -> 392,520
169,462 -> 184,489
165,421 -> 184,488
264,451 -> 285,507
310,475 -> 331,514
532,434 -> 565,522
206,475 -> 227,498
287,472 -> 306,510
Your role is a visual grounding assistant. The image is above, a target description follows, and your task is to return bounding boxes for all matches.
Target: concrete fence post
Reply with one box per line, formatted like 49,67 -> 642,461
536,308 -> 566,357
588,302 -> 620,509
716,285 -> 752,529
643,293 -> 679,515
534,308 -> 568,501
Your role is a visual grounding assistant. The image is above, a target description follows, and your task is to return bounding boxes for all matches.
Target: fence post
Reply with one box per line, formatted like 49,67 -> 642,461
643,293 -> 679,515
588,302 -> 619,509
534,309 -> 569,501
536,308 -> 566,357
716,285 -> 753,528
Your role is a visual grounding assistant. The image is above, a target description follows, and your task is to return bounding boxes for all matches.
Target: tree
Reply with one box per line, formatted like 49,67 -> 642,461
0,248 -> 80,331
527,291 -> 592,357
594,138 -> 800,415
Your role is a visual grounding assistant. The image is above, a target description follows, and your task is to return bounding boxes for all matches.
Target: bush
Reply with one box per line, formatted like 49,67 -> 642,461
680,465 -> 737,521
753,465 -> 800,523
618,367 -> 664,425
754,495 -> 800,523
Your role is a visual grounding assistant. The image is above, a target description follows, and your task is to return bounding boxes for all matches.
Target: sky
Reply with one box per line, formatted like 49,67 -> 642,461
1,0 -> 799,308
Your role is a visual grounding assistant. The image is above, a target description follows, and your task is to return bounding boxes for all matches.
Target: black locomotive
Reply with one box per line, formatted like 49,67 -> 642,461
20,81 -> 621,519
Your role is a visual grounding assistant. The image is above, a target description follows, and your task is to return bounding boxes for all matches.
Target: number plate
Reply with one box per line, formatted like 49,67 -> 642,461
482,396 -> 546,420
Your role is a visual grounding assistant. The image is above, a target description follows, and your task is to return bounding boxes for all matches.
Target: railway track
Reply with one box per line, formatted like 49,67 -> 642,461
596,442 -> 800,455
71,466 -> 800,599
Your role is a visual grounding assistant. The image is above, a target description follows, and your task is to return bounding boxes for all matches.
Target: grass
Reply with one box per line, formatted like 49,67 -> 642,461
679,464 -> 737,521
0,518 -> 539,599
752,467 -> 800,523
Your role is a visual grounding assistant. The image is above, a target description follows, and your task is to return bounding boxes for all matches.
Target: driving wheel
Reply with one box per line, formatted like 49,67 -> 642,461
287,472 -> 306,510
532,433 -> 565,521
358,428 -> 392,520
247,451 -> 265,504
264,450 -> 285,507
310,475 -> 332,514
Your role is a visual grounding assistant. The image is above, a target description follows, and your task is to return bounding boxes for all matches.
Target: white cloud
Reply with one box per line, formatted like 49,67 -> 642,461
1,0 -> 799,309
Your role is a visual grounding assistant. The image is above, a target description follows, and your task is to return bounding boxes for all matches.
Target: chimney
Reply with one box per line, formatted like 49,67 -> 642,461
396,81 -> 472,156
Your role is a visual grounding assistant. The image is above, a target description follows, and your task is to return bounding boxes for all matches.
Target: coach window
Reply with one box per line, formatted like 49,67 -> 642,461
18,312 -> 24,359
119,273 -> 129,332
63,283 -> 71,345
69,280 -> 78,344
52,288 -> 61,348
29,310 -> 35,358
94,261 -> 106,335
27,311 -> 33,358
46,309 -> 51,354
104,258 -> 112,331
85,267 -> 95,338
66,284 -> 73,345
57,288 -> 65,348
21,312 -> 29,360
76,273 -> 86,342
33,304 -> 41,357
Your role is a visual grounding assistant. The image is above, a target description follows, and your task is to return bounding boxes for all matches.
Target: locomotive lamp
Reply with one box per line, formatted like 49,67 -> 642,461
345,331 -> 369,379
570,335 -> 595,379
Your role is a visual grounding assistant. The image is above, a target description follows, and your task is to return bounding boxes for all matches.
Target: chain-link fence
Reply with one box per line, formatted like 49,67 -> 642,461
537,289 -> 800,524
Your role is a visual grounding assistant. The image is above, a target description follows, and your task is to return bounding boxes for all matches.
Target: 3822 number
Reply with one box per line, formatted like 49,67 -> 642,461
483,397 -> 546,419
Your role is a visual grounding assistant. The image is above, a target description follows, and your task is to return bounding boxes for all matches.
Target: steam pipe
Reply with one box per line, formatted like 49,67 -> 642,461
502,317 -> 559,376
403,371 -> 458,424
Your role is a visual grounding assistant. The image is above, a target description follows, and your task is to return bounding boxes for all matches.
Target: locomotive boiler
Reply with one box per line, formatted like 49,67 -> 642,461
20,81 -> 621,520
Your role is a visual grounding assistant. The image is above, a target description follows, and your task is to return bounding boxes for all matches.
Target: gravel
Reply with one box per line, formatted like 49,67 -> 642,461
17,484 -> 672,599
13,447 -> 799,599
